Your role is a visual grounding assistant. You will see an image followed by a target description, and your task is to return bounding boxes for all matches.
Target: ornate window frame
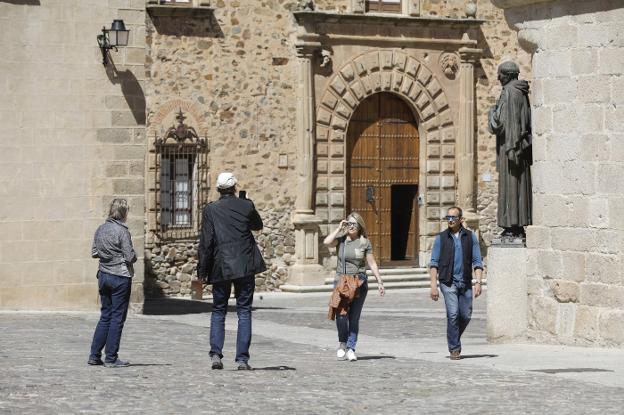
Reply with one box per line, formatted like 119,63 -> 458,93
152,110 -> 209,241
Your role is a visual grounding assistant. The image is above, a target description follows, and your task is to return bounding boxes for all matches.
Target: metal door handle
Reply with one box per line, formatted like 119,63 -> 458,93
366,186 -> 375,203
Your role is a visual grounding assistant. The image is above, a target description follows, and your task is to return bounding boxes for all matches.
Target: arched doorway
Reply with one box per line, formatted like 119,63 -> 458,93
346,92 -> 420,265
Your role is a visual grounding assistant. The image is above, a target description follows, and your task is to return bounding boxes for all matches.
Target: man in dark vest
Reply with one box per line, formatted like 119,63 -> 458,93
198,172 -> 266,370
429,206 -> 483,360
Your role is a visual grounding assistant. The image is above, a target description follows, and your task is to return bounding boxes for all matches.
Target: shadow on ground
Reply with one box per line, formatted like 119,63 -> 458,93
458,354 -> 498,359
143,298 -> 285,315
252,366 -> 297,371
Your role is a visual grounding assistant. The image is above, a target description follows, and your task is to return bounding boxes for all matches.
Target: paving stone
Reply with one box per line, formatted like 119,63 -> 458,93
0,292 -> 623,414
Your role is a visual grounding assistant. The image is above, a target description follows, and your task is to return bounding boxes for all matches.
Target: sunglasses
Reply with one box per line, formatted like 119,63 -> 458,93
444,215 -> 460,222
346,222 -> 359,229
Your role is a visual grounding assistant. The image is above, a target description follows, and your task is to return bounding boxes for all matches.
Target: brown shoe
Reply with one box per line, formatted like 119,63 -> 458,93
450,351 -> 461,360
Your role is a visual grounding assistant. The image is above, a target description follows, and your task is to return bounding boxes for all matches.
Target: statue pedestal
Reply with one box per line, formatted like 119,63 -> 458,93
486,244 -> 528,342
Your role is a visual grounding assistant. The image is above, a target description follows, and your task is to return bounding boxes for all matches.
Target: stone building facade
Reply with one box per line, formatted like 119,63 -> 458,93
0,0 -> 530,309
142,0 -> 530,295
0,0 -> 146,310
493,0 -> 624,347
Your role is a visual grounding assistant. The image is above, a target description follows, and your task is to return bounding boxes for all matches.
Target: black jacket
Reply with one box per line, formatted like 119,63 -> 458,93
197,194 -> 266,283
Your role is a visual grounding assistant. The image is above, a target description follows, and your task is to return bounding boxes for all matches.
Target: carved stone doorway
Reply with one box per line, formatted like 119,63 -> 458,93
346,92 -> 419,265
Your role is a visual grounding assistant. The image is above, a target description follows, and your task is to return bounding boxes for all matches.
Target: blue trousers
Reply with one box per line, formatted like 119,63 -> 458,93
209,276 -> 255,363
440,282 -> 473,353
89,271 -> 132,363
336,277 -> 368,351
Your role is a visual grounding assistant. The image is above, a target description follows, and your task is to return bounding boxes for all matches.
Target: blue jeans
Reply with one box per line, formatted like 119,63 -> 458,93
335,275 -> 368,351
210,275 -> 255,363
440,283 -> 473,353
89,271 -> 132,363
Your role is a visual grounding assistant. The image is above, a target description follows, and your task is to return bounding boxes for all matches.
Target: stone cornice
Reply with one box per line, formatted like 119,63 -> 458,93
293,11 -> 485,28
491,0 -> 554,9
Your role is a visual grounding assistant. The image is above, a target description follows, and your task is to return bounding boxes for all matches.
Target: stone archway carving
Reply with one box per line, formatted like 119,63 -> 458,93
314,50 -> 456,261
316,49 -> 454,142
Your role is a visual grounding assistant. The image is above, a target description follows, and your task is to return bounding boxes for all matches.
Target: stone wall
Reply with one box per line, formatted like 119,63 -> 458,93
497,0 -> 624,346
144,208 -> 295,296
144,0 -> 529,294
144,1 -> 301,293
0,0 -> 146,310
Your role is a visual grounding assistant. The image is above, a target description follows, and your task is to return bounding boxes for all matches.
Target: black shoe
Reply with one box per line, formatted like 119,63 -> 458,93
237,362 -> 252,370
88,358 -> 103,366
211,356 -> 223,370
104,359 -> 130,368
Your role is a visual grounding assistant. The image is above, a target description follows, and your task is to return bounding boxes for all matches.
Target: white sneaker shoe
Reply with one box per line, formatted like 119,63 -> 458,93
337,343 -> 347,360
346,349 -> 357,361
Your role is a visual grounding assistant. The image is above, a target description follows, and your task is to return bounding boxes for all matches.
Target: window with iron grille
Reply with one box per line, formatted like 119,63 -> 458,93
154,110 -> 209,240
366,0 -> 402,13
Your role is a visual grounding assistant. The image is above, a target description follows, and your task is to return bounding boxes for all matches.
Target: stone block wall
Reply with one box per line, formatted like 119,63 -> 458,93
0,0 -> 146,310
501,0 -> 624,346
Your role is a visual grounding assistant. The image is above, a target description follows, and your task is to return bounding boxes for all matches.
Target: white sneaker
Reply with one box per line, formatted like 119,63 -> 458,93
346,349 -> 357,361
337,347 -> 346,360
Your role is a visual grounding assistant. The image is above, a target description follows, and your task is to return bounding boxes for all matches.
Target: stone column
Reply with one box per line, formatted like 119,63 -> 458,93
457,45 -> 481,231
289,37 -> 325,286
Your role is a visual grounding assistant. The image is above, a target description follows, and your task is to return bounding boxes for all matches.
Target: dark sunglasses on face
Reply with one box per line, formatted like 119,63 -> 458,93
346,222 -> 359,229
444,215 -> 460,222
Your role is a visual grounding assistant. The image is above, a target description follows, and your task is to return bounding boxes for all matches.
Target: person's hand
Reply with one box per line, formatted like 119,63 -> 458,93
430,285 -> 439,301
338,220 -> 348,231
377,282 -> 385,296
474,282 -> 482,298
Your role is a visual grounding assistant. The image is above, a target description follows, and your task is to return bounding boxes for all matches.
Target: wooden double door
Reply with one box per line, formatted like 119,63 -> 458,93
347,93 -> 420,265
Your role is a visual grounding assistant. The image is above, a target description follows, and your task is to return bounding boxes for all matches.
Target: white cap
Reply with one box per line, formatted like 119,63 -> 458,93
216,172 -> 237,189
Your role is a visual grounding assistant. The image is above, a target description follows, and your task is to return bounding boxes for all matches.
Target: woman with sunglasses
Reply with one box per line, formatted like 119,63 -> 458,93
323,212 -> 385,361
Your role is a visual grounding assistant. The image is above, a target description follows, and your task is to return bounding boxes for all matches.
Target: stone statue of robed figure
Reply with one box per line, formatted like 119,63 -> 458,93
488,61 -> 532,239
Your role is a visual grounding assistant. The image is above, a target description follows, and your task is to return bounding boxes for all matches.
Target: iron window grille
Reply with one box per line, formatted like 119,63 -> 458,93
154,110 -> 209,241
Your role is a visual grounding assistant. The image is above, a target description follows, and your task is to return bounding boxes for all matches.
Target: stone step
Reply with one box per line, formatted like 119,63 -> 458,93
371,267 -> 429,275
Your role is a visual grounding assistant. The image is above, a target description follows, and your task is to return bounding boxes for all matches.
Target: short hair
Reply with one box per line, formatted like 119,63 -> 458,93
217,185 -> 236,195
448,206 -> 463,218
109,198 -> 129,221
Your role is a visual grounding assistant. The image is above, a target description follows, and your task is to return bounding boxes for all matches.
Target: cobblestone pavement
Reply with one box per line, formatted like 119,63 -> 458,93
1,291 -> 623,414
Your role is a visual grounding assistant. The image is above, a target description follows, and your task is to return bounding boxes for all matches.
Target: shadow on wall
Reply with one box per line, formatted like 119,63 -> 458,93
105,59 -> 146,125
149,12 -> 224,38
0,0 -> 40,4
144,258 -> 166,300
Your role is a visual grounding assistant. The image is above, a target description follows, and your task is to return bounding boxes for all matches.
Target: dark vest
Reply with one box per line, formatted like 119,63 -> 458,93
437,227 -> 474,287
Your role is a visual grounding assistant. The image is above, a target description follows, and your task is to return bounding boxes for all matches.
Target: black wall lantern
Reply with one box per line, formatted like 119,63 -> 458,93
97,19 -> 130,65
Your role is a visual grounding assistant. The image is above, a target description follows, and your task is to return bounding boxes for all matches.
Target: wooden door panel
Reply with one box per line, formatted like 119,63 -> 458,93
347,93 -> 419,264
